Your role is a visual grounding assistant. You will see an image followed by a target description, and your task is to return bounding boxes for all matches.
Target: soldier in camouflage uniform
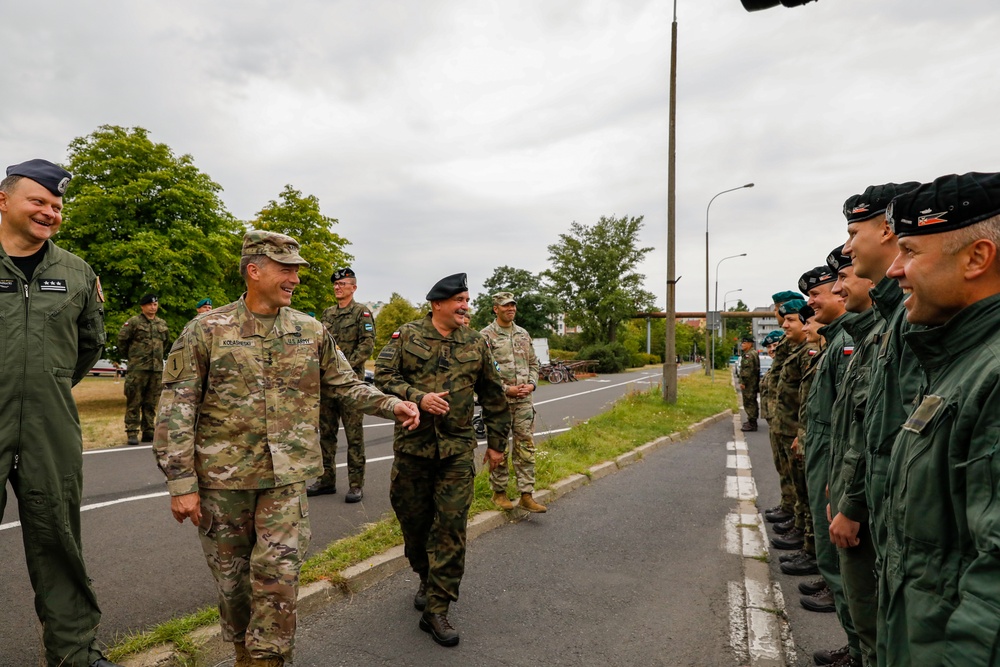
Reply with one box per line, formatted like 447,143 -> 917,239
153,231 -> 419,667
758,329 -> 783,423
119,293 -> 171,445
738,334 -> 760,431
308,267 -> 376,502
480,291 -> 545,513
375,273 -> 511,648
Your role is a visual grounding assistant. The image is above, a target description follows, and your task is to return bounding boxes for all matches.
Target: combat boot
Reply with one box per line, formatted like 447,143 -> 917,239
234,642 -> 252,667
813,644 -> 850,666
306,478 -> 337,496
492,492 -> 514,511
770,527 -> 805,550
798,578 -> 826,595
740,421 -> 757,432
419,612 -> 460,647
519,493 -> 547,513
413,579 -> 428,611
249,657 -> 283,667
764,506 -> 793,523
773,517 -> 796,535
780,553 -> 819,576
800,587 -> 836,612
126,434 -> 139,446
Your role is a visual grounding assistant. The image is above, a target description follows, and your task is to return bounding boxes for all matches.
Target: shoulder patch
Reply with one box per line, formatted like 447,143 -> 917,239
808,349 -> 818,357
391,331 -> 400,339
363,311 -> 371,317
95,276 -> 105,302
843,346 -> 854,355
163,347 -> 195,383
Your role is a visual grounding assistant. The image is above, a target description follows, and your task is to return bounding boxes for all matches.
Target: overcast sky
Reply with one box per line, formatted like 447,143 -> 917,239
5,0 -> 997,314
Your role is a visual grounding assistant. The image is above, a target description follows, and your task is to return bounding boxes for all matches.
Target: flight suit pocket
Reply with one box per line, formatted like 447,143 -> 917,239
943,591 -> 1000,666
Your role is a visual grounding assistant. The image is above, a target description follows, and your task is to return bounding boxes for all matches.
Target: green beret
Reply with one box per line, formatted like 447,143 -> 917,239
843,182 -> 920,224
826,244 -> 852,273
196,298 -> 212,308
889,172 -> 1000,238
772,290 -> 803,305
426,273 -> 468,301
778,298 -> 807,317
798,266 -> 836,294
6,158 -> 72,196
763,330 -> 784,346
242,230 -> 309,266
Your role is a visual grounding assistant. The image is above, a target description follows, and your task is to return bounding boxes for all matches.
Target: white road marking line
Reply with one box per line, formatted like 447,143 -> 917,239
533,373 -> 660,406
725,475 -> 757,500
728,581 -> 750,664
726,454 -> 752,470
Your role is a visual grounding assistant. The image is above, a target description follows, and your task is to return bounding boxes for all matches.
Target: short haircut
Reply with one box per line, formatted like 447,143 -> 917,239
0,174 -> 24,194
239,254 -> 270,280
940,213 -> 1000,255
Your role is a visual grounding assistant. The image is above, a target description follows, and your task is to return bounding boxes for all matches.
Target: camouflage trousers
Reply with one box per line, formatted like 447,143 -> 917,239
741,386 -> 759,421
390,450 -> 475,615
319,398 -> 366,487
124,369 -> 161,436
490,401 -> 536,494
198,483 -> 310,661
769,430 -> 796,513
779,435 -> 813,554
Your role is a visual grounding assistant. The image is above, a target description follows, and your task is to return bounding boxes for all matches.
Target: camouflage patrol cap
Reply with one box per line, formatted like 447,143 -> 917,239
826,244 -> 852,272
888,172 -> 1000,238
492,291 -> 516,306
426,273 -> 468,301
241,229 -> 309,266
332,267 -> 356,283
778,298 -> 807,317
843,182 -> 920,224
798,265 -> 836,294
5,159 -> 72,196
772,290 -> 803,305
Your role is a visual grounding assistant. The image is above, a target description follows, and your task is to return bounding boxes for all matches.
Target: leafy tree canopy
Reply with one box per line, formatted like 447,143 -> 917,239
469,265 -> 560,336
59,125 -> 243,354
373,292 -> 429,355
250,184 -> 352,316
543,215 -> 655,343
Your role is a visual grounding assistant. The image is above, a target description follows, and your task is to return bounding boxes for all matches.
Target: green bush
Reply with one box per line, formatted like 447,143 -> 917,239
549,349 -> 577,361
548,333 -> 585,352
629,352 -> 661,367
578,343 -> 629,373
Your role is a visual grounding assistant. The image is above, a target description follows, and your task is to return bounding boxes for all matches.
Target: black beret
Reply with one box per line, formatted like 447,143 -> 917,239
741,334 -> 755,344
798,304 -> 816,323
798,265 -> 837,294
139,293 -> 158,305
332,267 -> 356,282
6,159 -> 72,197
826,244 -> 852,273
426,273 -> 468,301
772,290 -> 803,304
843,182 -> 921,224
888,172 -> 1000,238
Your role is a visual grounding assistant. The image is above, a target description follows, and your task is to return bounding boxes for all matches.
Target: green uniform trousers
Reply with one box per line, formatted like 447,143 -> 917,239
198,483 -> 310,661
741,386 -> 759,421
490,401 -> 536,494
123,369 -> 161,437
0,447 -> 104,667
805,430 -> 860,659
318,398 -> 366,488
390,450 -> 475,615
838,522 -> 878,666
769,429 -> 796,513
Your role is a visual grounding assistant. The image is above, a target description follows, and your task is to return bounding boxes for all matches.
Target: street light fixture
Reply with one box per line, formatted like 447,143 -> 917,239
741,0 -> 817,11
705,183 -> 754,377
723,288 -> 743,312
712,253 -> 747,381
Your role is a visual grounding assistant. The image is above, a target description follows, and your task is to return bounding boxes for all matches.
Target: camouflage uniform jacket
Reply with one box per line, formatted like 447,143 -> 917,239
738,349 -> 760,394
763,337 -> 791,418
479,320 -> 539,403
771,340 -> 819,438
375,313 -> 511,456
320,299 -> 375,376
118,314 -> 171,371
153,296 -> 401,496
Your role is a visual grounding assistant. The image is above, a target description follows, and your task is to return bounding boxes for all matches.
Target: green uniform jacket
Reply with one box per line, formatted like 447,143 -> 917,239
797,345 -> 822,442
117,314 -> 171,370
772,340 -> 819,438
829,306 -> 878,521
375,313 -> 511,456
802,313 -> 856,457
320,299 -> 375,376
479,320 -> 539,403
882,293 -> 1000,666
738,348 -> 760,394
153,297 -> 401,496
0,240 -> 105,461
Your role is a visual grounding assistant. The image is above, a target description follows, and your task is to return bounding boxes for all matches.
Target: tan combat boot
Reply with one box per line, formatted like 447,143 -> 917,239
492,491 -> 515,511
234,642 -> 252,667
250,657 -> 284,667
519,493 -> 547,513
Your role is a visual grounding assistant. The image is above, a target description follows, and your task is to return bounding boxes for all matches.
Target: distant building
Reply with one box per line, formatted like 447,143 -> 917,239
752,307 -> 779,350
554,313 -> 582,336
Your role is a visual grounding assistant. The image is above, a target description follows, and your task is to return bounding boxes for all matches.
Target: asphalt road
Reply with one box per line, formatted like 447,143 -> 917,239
2,366 -> 695,665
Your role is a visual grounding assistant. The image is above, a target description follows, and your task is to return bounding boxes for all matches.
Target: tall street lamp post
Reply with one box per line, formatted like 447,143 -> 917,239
723,287 -> 743,352
705,184 -> 754,377
712,253 -> 747,381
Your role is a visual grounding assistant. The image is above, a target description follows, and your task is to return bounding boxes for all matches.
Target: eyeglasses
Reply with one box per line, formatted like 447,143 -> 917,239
333,281 -> 355,287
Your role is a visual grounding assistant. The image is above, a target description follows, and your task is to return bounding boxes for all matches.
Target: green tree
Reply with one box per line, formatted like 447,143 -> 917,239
373,293 -> 429,355
251,184 -> 352,316
59,125 -> 244,353
674,321 -> 702,361
470,265 -> 560,336
724,299 -> 752,351
543,215 -> 655,343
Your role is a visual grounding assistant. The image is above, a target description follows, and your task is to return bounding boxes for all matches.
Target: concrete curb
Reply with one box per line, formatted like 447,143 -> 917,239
123,408 -> 734,667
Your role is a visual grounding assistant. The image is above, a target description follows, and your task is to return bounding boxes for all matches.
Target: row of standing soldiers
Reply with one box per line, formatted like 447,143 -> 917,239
741,172 -> 1000,667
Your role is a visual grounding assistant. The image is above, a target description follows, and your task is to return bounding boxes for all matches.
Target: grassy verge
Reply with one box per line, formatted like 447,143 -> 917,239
73,377 -> 129,450
106,372 -> 736,662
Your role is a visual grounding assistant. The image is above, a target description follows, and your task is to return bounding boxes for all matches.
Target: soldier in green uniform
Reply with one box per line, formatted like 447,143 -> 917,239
0,160 -> 120,667
827,239 -> 879,667
738,334 -> 760,431
880,172 -> 1000,665
375,273 -> 511,647
308,267 -> 376,502
154,231 -> 418,667
480,291 -> 545,513
763,291 -> 803,526
118,293 -> 171,445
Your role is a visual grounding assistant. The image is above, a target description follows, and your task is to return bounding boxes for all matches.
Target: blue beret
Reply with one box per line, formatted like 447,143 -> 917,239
426,273 -> 468,301
771,290 -> 803,304
826,244 -> 852,273
798,266 -> 836,294
332,267 -> 356,282
843,182 -> 920,224
6,159 -> 72,197
778,298 -> 807,317
888,172 -> 1000,238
